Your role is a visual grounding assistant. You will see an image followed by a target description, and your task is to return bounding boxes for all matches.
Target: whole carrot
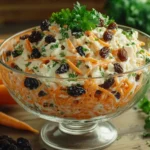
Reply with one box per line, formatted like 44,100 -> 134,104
0,112 -> 39,134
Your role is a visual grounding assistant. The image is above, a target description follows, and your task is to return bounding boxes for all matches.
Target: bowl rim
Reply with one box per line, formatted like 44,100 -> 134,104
0,24 -> 150,79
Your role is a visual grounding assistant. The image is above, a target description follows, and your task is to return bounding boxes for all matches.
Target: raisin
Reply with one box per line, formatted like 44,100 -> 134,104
0,135 -> 9,140
28,31 -> 42,43
6,50 -> 12,57
17,137 -> 31,148
112,91 -> 121,99
31,48 -> 41,59
45,35 -> 56,44
40,19 -> 50,31
99,19 -> 104,27
55,63 -> 69,74
103,30 -> 113,41
38,91 -> 47,97
101,78 -> 115,89
117,48 -> 128,61
43,60 -> 50,64
107,22 -> 117,30
76,46 -> 85,56
20,35 -> 29,40
135,74 -> 141,81
99,47 -> 109,58
61,45 -> 65,50
67,85 -> 86,97
114,63 -> 123,73
94,90 -> 102,97
7,144 -> 17,150
0,139 -> 10,149
24,77 -> 40,90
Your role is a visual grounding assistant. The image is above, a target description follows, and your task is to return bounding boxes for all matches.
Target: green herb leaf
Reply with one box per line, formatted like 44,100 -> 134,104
52,61 -> 59,67
59,52 -> 65,57
60,28 -> 69,40
50,43 -> 59,50
138,96 -> 150,114
69,73 -> 78,78
25,62 -> 31,67
76,60 -> 82,67
50,2 -> 101,31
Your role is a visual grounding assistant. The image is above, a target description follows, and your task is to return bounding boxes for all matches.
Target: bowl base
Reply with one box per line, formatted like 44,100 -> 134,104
41,121 -> 117,150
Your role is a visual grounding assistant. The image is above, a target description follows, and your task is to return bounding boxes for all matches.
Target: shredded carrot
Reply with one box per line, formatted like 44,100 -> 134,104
0,112 -> 39,133
50,26 -> 59,33
66,39 -> 76,53
25,39 -> 32,52
67,59 -> 82,74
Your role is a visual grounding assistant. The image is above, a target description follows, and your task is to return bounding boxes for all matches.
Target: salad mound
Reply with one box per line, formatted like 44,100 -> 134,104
1,2 -> 150,119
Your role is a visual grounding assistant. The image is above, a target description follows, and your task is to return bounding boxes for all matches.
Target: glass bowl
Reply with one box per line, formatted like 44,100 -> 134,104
0,25 -> 150,150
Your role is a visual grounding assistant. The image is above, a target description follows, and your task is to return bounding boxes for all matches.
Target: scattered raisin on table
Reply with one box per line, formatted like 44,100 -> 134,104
31,48 -> 41,59
76,46 -> 85,56
107,22 -> 117,30
103,30 -> 113,41
20,34 -> 29,40
112,91 -> 121,99
55,63 -> 69,74
117,48 -> 128,61
114,63 -> 123,73
24,77 -> 40,90
40,19 -> 50,31
38,91 -> 47,97
99,47 -> 109,58
100,78 -> 115,89
45,35 -> 56,44
67,85 -> 86,97
28,31 -> 42,43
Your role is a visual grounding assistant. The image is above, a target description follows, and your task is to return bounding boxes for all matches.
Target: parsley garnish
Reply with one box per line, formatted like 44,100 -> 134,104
50,43 -> 58,50
61,59 -> 66,64
50,2 -> 101,31
69,73 -> 78,78
25,62 -> 31,67
83,47 -> 88,52
32,66 -> 39,72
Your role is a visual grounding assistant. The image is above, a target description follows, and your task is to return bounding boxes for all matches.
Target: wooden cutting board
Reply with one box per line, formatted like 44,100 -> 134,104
0,105 -> 149,150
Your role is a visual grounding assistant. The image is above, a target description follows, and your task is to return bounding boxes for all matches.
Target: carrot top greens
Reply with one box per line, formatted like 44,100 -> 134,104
50,2 -> 106,31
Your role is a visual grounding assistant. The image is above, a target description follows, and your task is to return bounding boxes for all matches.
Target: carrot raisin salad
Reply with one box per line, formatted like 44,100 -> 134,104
1,2 -> 150,119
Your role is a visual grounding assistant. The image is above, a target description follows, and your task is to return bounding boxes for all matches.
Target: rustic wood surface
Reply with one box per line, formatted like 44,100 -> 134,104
0,105 -> 149,150
0,0 -> 107,23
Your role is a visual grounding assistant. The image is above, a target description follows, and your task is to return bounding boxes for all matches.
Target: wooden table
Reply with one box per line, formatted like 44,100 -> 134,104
0,105 -> 149,150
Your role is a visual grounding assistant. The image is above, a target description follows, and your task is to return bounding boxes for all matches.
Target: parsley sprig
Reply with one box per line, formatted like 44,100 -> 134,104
50,2 -> 101,31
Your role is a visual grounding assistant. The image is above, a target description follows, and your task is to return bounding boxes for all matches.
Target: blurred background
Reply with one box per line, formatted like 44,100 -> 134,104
0,0 -> 150,39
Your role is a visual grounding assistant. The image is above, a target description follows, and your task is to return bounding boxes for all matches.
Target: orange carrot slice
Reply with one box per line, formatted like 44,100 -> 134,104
67,59 -> 82,74
0,112 -> 39,133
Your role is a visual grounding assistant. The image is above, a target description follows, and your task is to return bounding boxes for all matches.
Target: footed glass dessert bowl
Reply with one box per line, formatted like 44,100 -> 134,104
0,25 -> 150,150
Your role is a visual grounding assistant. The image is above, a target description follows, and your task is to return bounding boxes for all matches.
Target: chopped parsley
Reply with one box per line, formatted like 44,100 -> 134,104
122,29 -> 135,39
32,66 -> 39,72
76,60 -> 82,67
52,61 -> 59,67
50,43 -> 59,50
50,2 -> 102,32
137,49 -> 145,55
146,57 -> 150,64
60,28 -> 69,40
25,62 -> 31,67
41,46 -> 46,56
83,47 -> 88,52
59,52 -> 65,57
61,59 -> 66,64
69,73 -> 78,78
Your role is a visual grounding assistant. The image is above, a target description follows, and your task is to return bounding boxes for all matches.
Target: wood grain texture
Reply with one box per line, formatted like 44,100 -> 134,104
0,105 -> 149,150
0,0 -> 107,23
